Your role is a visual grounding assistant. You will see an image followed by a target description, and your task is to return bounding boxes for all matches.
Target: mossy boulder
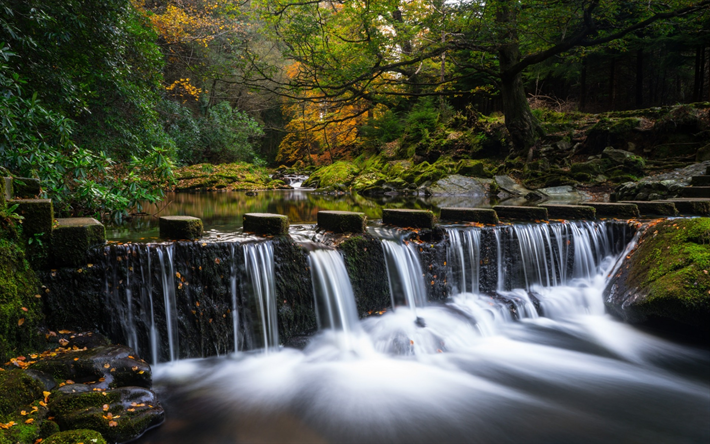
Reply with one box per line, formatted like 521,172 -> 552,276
43,429 -> 107,444
51,218 -> 106,268
602,147 -> 645,173
583,117 -> 642,153
302,161 -> 359,188
49,387 -> 163,443
455,160 -> 487,177
0,370 -> 45,417
604,218 -> 710,341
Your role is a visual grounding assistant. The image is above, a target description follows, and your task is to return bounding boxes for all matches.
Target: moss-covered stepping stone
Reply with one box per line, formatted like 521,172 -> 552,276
159,216 -> 203,239
51,218 -> 105,268
620,201 -> 678,217
382,209 -> 435,229
15,199 -> 54,239
539,204 -> 595,220
439,207 -> 499,224
493,205 -> 548,221
243,213 -> 289,235
586,202 -> 640,218
317,211 -> 367,233
666,198 -> 710,216
13,177 -> 41,198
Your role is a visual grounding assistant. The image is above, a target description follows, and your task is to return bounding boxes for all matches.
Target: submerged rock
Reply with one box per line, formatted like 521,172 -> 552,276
605,218 -> 710,341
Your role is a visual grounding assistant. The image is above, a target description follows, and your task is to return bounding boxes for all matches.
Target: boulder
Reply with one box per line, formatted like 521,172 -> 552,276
159,216 -> 203,239
428,175 -> 492,195
43,429 -> 107,444
382,209 -> 435,229
455,159 -> 487,177
494,175 -> 531,196
317,211 -> 367,233
602,147 -> 645,172
243,213 -> 289,235
604,218 -> 710,340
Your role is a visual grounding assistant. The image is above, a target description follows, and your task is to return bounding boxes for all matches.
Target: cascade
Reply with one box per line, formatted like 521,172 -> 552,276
381,240 -> 428,312
243,241 -> 279,351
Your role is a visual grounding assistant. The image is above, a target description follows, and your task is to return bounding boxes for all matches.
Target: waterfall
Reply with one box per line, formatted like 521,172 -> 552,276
382,240 -> 428,312
445,228 -> 481,295
308,249 -> 360,335
156,245 -> 179,362
229,244 -> 240,352
243,242 -> 279,351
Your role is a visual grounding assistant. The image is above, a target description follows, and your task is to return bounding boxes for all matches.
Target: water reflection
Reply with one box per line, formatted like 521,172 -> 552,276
109,190 -> 497,241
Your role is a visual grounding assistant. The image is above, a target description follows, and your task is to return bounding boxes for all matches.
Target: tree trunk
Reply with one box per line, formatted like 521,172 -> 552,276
694,47 -> 702,102
496,1 -> 542,153
580,58 -> 587,112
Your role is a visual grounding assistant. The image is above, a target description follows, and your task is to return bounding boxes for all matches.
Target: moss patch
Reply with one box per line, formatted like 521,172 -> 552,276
173,162 -> 287,191
43,429 -> 106,444
302,161 -> 360,188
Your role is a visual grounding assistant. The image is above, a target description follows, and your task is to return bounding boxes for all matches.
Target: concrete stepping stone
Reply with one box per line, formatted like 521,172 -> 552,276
12,177 -> 41,198
690,176 -> 710,186
586,202 -> 639,218
159,215 -> 204,239
538,204 -> 595,220
680,187 -> 710,198
665,198 -> 710,216
620,201 -> 678,217
439,207 -> 499,224
493,205 -> 548,221
51,218 -> 106,267
243,213 -> 289,235
318,211 -> 367,233
15,199 -> 54,238
382,209 -> 435,229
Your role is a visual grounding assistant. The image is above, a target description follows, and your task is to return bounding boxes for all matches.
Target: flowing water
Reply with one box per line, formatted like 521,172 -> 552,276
133,221 -> 710,444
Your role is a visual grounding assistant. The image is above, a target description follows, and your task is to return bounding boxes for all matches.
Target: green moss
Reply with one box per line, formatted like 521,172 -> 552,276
302,161 -> 360,188
0,370 -> 44,418
174,162 -> 284,191
43,429 -> 106,444
629,218 -> 710,329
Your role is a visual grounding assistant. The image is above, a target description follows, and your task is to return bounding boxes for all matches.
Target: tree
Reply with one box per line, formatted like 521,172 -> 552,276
247,0 -> 710,154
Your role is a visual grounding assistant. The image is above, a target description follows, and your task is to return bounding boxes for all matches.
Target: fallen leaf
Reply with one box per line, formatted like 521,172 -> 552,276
108,420 -> 118,427
17,318 -> 25,326
21,307 -> 28,312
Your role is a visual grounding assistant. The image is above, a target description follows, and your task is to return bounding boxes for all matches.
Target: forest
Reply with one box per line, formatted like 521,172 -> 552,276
1,0 -> 709,221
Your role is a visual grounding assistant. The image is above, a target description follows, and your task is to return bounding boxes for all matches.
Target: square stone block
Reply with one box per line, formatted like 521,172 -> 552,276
15,199 -> 54,238
493,205 -> 548,221
159,216 -> 204,239
439,208 -> 499,224
51,217 -> 106,268
382,209 -> 435,229
317,211 -> 367,233
243,213 -> 289,235
12,177 -> 41,198
587,203 -> 640,218
539,204 -> 595,220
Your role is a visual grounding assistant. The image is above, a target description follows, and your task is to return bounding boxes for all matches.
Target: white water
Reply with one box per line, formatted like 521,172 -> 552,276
382,239 -> 428,312
147,261 -> 710,443
156,245 -> 179,362
243,241 -> 279,351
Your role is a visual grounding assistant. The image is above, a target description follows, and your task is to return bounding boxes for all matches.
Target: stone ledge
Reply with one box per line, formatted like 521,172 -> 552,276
51,217 -> 105,268
680,187 -> 710,198
243,213 -> 289,235
690,176 -> 710,187
665,198 -> 710,216
539,204 -> 595,220
493,205 -> 548,221
619,201 -> 678,217
586,202 -> 640,218
382,209 -> 435,229
159,216 -> 203,239
317,211 -> 366,233
439,207 -> 499,224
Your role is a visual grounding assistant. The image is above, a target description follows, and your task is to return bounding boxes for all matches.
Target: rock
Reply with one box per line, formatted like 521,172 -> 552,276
493,205 -> 548,221
586,202 -> 639,218
455,159 -> 488,177
571,159 -> 608,176
243,213 -> 289,235
51,218 -> 106,268
382,209 -> 435,229
439,208 -> 499,224
539,204 -> 595,220
601,147 -> 645,172
159,216 -> 203,239
695,145 -> 710,162
0,369 -> 45,416
494,175 -> 531,196
317,211 -> 367,233
30,344 -> 151,390
49,386 -> 164,444
666,198 -> 710,215
13,177 -> 41,198
24,369 -> 58,392
680,187 -> 710,198
619,201 -> 678,217
428,174 -> 492,195
43,429 -> 107,444
604,218 -> 710,341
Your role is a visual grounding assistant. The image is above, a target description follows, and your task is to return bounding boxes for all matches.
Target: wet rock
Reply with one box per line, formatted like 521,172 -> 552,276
0,369 -> 45,416
494,175 -> 531,196
602,147 -> 645,172
666,198 -> 710,215
25,369 -> 58,392
49,386 -> 164,444
338,234 -> 391,317
571,159 -> 609,176
51,218 -> 106,268
159,216 -> 203,240
30,345 -> 151,390
604,218 -> 710,341
382,209 -> 435,229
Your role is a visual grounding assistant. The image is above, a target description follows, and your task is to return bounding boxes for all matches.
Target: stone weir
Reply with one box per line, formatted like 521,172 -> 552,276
39,221 -> 635,362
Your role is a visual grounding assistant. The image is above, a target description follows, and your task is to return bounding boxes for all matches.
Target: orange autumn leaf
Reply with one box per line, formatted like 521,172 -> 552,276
17,318 -> 24,326
109,420 -> 118,427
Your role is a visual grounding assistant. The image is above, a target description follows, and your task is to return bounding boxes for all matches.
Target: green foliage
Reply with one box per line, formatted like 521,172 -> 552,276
359,110 -> 404,147
403,98 -> 441,145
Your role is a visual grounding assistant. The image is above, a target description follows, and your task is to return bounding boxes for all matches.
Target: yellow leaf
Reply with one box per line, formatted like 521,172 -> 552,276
17,318 -> 25,326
